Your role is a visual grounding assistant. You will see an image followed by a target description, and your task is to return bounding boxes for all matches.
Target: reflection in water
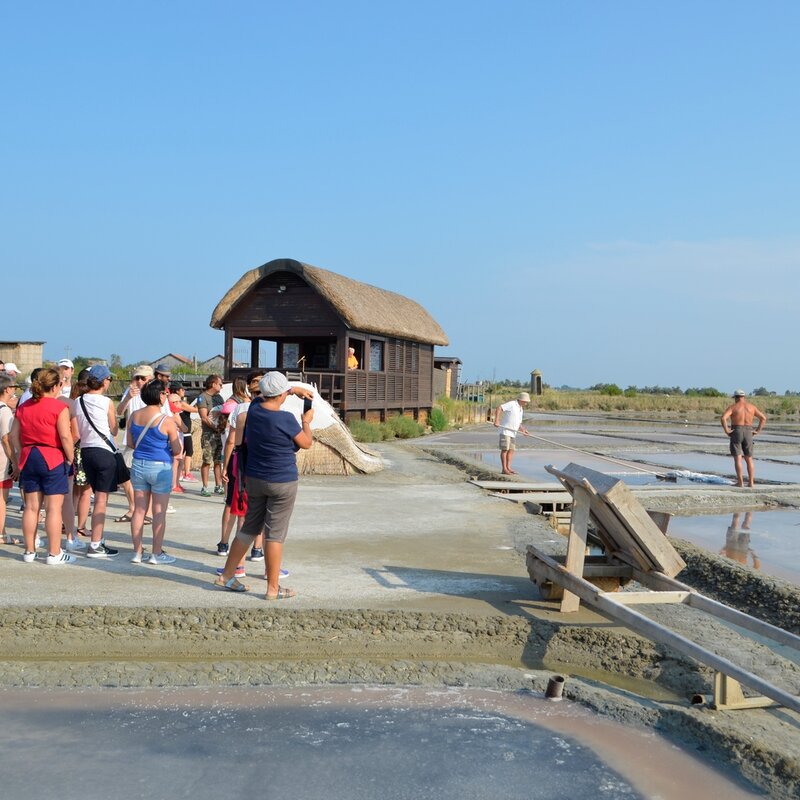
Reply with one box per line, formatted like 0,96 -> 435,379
668,509 -> 800,583
722,512 -> 760,570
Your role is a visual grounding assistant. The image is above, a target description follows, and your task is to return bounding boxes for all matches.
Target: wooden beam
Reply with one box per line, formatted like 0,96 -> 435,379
713,674 -> 777,710
608,591 -> 690,605
559,485 -> 592,613
633,568 -> 800,650
526,546 -> 800,714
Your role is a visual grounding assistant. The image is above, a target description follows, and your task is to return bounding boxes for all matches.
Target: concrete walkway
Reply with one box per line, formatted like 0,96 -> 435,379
0,442 -> 541,613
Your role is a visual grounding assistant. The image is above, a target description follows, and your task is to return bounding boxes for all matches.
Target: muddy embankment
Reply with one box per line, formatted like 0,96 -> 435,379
1,602 -> 799,798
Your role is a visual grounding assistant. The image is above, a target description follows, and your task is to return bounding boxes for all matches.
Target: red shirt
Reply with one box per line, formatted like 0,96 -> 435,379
15,396 -> 68,470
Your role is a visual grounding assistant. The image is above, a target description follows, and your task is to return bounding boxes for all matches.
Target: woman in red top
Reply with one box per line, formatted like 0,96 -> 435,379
10,368 -> 76,565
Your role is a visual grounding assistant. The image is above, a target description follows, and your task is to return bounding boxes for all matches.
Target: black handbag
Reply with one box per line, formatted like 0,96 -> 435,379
79,395 -> 131,485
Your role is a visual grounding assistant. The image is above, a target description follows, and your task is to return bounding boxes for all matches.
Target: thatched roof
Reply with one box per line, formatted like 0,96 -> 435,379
210,258 -> 449,346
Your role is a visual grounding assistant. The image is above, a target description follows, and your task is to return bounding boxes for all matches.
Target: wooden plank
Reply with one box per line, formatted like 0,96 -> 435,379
560,485 -> 592,613
609,591 -> 690,605
553,463 -> 685,577
647,510 -> 673,534
604,480 -> 686,576
491,492 -> 572,504
526,546 -> 800,714
546,465 -> 648,565
633,569 -> 800,650
468,480 -> 566,492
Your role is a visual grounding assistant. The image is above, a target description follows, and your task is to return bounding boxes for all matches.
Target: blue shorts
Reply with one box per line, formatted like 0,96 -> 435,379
20,447 -> 69,495
131,458 -> 173,495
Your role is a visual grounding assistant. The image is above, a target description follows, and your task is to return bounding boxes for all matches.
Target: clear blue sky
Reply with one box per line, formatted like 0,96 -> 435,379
2,1 -> 798,393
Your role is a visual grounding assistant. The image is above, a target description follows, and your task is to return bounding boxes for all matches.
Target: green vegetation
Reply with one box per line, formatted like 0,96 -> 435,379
428,407 -> 448,432
348,415 -> 425,442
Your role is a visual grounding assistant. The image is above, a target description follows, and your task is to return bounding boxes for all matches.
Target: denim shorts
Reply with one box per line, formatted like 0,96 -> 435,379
20,447 -> 69,495
131,458 -> 173,495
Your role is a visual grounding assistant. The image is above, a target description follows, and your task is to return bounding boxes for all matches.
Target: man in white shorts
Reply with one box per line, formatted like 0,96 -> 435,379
493,392 -> 530,475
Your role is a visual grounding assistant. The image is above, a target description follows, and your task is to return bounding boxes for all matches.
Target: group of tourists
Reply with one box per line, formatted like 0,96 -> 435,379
0,358 -> 314,600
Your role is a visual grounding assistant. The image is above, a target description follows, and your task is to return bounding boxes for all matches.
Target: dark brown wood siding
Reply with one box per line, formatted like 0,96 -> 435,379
225,272 -> 341,336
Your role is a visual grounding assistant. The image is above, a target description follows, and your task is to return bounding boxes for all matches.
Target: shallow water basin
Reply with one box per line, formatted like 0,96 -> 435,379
0,685 -> 759,799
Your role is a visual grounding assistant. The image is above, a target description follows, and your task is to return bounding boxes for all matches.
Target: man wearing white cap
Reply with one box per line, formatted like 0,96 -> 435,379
721,390 -> 766,487
57,359 -> 74,398
493,392 -> 530,475
3,362 -> 20,380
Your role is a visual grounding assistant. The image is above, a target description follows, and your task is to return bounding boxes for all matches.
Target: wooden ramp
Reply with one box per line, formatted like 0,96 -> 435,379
468,480 -> 572,526
526,463 -> 800,713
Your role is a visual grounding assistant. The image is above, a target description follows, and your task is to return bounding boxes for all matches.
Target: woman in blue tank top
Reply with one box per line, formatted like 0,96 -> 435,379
126,380 -> 181,565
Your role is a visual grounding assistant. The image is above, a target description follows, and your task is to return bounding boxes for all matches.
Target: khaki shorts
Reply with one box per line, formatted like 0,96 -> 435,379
201,429 -> 223,465
499,434 -> 517,452
238,477 -> 298,543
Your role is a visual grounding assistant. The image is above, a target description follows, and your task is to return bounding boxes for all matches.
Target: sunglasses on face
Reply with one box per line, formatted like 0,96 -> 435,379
134,376 -> 147,381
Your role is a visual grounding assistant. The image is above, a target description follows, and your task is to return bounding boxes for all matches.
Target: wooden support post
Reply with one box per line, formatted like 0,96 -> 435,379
560,485 -> 591,613
713,673 -> 777,710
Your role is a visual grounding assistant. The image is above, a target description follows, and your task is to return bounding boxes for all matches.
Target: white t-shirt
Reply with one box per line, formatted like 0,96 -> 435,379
0,403 -> 13,478
222,400 -> 251,450
73,394 -> 114,451
497,400 -> 524,438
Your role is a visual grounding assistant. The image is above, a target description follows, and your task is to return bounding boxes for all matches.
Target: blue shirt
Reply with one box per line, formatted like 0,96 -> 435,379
130,415 -> 172,463
244,402 -> 301,483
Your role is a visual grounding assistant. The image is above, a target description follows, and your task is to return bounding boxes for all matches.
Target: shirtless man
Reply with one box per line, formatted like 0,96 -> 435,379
720,390 -> 766,487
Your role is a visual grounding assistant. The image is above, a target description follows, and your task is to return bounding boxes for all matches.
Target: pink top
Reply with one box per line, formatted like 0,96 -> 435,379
15,396 -> 68,470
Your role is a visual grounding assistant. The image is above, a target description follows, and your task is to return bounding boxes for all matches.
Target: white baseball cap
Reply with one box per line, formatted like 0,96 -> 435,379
58,358 -> 74,369
3,362 -> 19,375
259,371 -> 291,397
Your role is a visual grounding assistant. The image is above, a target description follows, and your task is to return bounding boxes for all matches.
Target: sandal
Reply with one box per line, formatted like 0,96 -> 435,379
144,516 -> 152,525
266,586 -> 296,600
114,514 -> 132,523
214,576 -> 249,592
3,535 -> 20,546
76,527 -> 89,537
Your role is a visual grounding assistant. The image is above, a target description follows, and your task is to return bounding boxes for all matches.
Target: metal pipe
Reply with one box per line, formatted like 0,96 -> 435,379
545,675 -> 566,700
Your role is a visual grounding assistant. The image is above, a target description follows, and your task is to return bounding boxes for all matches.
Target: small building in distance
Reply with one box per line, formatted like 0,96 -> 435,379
210,258 -> 449,422
433,356 -> 462,400
197,354 -> 224,374
149,353 -> 192,372
0,341 -> 45,379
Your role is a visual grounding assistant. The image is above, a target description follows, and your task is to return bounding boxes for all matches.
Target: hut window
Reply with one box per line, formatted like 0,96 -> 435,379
369,341 -> 384,372
282,343 -> 299,369
232,338 -> 252,368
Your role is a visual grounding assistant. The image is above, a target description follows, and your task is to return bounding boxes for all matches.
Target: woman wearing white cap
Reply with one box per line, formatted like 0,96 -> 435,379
215,372 -> 313,598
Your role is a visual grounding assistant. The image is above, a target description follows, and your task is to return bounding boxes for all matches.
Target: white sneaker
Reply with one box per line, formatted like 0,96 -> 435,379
130,550 -> 147,564
22,551 -> 37,563
148,551 -> 176,565
166,504 -> 176,514
66,538 -> 88,552
46,550 -> 76,566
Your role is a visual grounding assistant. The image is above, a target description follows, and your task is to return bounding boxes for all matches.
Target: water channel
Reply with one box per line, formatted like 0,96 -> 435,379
0,686 -> 760,799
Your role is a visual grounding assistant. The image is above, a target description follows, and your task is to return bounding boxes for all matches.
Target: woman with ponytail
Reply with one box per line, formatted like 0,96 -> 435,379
10,368 -> 76,565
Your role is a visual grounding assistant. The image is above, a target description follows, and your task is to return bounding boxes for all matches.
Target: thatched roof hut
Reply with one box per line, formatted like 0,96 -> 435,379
211,259 -> 448,345
210,258 -> 449,422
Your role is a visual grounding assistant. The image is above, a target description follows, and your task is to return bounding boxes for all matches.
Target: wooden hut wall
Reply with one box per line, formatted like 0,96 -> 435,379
346,339 -> 434,412
225,272 -> 341,336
